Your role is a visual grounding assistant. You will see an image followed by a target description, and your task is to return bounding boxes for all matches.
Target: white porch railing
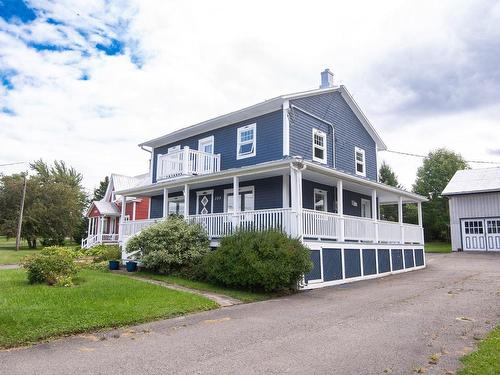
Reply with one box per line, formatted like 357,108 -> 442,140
344,215 -> 376,242
157,147 -> 221,181
403,223 -> 424,244
81,233 -> 119,249
378,220 -> 402,243
302,209 -> 340,239
118,210 -> 424,247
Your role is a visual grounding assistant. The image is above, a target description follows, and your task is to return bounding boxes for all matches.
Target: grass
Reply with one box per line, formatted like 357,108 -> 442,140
459,326 -> 500,375
0,236 -> 77,265
425,241 -> 452,253
0,269 -> 217,348
137,271 -> 273,303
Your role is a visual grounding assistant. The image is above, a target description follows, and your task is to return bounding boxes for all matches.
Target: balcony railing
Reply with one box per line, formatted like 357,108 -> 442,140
156,147 -> 221,181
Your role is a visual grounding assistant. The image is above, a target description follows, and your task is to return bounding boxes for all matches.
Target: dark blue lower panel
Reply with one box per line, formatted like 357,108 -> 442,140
322,248 -> 342,281
344,249 -> 361,278
415,248 -> 424,266
362,249 -> 377,275
391,249 -> 404,270
378,249 -> 390,273
305,250 -> 321,281
404,249 -> 414,268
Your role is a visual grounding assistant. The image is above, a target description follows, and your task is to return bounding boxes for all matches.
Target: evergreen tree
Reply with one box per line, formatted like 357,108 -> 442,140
93,176 -> 109,201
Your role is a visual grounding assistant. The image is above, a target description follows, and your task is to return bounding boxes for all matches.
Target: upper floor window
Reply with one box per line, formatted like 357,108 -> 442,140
168,145 -> 181,153
355,147 -> 366,177
237,123 -> 256,159
312,129 -> 327,164
198,136 -> 214,154
314,189 -> 327,211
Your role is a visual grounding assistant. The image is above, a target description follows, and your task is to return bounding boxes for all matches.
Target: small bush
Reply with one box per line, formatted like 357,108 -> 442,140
21,247 -> 78,286
88,245 -> 121,262
202,230 -> 313,292
126,216 -> 210,273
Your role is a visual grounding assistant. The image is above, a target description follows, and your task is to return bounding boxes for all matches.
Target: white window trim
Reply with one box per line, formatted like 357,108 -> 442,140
360,198 -> 371,218
312,128 -> 327,164
355,147 -> 366,177
236,123 -> 256,160
195,190 -> 214,215
223,186 -> 255,212
198,136 -> 214,154
314,188 -> 328,212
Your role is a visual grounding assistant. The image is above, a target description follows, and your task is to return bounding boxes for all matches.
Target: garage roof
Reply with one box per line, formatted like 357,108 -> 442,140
442,168 -> 500,196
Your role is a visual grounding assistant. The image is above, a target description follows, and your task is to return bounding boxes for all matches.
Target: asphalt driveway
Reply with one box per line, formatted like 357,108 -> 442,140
1,252 -> 499,375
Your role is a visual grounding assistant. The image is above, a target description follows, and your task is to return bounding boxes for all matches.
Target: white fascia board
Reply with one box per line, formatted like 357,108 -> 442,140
139,98 -> 283,148
304,161 -> 428,202
116,159 -> 292,196
442,188 -> 500,196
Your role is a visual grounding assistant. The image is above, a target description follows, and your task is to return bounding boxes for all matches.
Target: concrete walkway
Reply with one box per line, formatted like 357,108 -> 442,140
1,252 -> 499,375
120,273 -> 242,307
0,264 -> 20,270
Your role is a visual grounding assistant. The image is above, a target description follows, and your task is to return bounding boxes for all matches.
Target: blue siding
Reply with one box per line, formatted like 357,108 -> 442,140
404,249 -> 414,268
362,249 -> 377,275
344,249 -> 361,278
377,249 -> 391,273
415,249 -> 424,266
391,249 -> 404,270
343,190 -> 372,217
149,176 -> 282,217
322,248 -> 342,281
290,91 -> 378,181
152,110 -> 283,182
305,250 -> 322,281
302,179 -> 336,212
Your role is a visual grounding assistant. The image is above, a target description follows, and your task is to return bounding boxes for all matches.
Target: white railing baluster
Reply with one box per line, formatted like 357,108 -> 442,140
156,147 -> 221,181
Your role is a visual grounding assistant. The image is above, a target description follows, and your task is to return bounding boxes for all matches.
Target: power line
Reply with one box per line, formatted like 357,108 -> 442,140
0,161 -> 26,167
382,149 -> 500,165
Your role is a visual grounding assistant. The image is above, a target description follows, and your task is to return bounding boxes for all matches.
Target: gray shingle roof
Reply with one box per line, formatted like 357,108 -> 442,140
442,168 -> 500,196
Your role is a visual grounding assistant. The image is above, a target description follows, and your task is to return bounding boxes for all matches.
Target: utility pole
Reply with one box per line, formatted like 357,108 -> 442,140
15,173 -> 27,251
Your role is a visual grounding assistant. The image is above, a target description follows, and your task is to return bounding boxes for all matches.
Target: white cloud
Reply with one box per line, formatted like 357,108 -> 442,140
1,0 -> 499,193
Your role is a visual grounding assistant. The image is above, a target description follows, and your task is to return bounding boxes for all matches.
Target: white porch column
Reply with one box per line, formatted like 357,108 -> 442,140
289,165 -> 303,238
233,176 -> 240,229
398,196 -> 404,244
183,184 -> 190,219
282,174 -> 290,208
163,188 -> 169,219
417,201 -> 423,244
372,189 -> 379,243
87,217 -> 91,238
119,195 -> 126,243
132,202 -> 137,221
337,179 -> 345,242
182,146 -> 190,175
99,216 -> 104,241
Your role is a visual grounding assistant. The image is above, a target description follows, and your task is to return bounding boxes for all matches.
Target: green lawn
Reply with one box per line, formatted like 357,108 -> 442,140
138,271 -> 272,303
459,326 -> 500,375
425,241 -> 452,253
0,236 -> 77,265
0,269 -> 217,348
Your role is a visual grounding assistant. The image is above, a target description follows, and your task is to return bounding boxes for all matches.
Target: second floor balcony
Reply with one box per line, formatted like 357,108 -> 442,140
156,146 -> 221,181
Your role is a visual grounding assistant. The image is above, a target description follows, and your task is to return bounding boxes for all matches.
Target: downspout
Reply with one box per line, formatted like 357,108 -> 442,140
140,145 -> 154,183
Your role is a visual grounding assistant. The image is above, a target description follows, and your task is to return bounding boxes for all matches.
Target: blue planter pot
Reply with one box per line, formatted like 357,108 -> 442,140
126,261 -> 138,272
109,260 -> 120,270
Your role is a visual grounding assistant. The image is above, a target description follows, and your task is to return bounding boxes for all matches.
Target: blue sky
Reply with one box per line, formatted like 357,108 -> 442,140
1,0 -> 500,190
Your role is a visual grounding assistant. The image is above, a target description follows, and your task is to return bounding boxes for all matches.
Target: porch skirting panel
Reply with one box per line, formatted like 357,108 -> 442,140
301,242 -> 425,290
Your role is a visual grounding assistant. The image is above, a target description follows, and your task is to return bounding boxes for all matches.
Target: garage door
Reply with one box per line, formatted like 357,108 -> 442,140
461,218 -> 500,251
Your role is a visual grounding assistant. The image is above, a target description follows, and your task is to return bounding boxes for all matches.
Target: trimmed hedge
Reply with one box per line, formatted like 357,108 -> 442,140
202,230 -> 312,292
126,216 -> 210,273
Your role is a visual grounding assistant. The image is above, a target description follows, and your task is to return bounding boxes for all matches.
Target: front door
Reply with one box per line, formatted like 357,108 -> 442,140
197,190 -> 213,215
360,198 -> 371,218
461,219 -> 486,251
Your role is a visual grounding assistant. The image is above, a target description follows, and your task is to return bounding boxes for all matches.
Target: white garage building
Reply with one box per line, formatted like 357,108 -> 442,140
443,168 -> 500,251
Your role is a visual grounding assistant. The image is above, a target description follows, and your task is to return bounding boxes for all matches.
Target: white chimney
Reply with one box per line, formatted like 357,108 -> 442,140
320,69 -> 334,89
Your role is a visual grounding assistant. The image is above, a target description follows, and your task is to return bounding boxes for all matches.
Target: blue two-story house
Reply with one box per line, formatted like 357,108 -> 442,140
116,69 -> 427,289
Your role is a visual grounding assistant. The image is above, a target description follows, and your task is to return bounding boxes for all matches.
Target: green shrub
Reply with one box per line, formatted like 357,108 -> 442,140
21,247 -> 78,286
126,216 -> 210,273
88,245 -> 121,262
202,230 -> 313,292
